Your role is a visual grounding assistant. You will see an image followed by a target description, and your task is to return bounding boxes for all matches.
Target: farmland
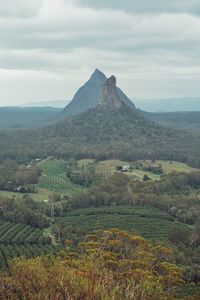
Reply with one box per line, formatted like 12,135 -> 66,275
78,159 -> 198,181
37,159 -> 84,195
0,221 -> 58,270
58,205 -> 191,241
0,158 -> 197,201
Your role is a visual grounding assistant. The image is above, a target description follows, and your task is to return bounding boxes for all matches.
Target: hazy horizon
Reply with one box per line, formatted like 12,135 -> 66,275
1,95 -> 200,113
0,0 -> 200,106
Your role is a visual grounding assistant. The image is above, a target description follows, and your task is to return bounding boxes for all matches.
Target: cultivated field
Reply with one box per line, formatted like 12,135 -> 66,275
0,221 -> 58,270
59,205 -> 191,241
38,159 -> 84,195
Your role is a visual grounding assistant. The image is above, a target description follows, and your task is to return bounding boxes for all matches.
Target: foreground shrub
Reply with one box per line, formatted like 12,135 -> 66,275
0,229 -> 184,299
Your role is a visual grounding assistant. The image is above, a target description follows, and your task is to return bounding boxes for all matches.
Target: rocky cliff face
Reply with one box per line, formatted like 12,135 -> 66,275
99,75 -> 122,109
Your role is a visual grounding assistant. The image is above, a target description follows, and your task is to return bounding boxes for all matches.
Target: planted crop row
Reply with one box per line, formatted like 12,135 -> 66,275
24,229 -> 51,244
0,220 -> 59,270
38,159 -> 84,195
12,226 -> 37,243
66,205 -> 174,221
0,222 -> 49,244
0,222 -> 16,237
0,223 -> 25,243
60,205 -> 190,241
0,244 -> 59,270
61,214 -> 174,239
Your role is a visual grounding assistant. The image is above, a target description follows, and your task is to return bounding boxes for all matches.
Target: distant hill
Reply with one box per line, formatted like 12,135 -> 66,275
135,97 -> 200,112
62,69 -> 135,117
0,107 -> 61,129
142,111 -> 200,134
22,100 -> 67,107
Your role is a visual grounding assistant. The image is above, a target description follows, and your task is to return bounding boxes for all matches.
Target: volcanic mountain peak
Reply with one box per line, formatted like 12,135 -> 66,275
62,69 -> 135,117
90,69 -> 107,82
99,75 -> 122,109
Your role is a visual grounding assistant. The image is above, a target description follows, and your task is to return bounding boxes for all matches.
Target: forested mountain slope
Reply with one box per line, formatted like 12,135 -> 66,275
143,111 -> 200,134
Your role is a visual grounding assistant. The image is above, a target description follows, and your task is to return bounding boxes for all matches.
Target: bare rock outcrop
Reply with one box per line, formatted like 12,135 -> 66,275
99,75 -> 122,109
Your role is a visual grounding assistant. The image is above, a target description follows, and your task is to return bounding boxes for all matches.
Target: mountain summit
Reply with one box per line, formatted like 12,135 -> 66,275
91,68 -> 106,82
99,75 -> 122,109
62,69 -> 135,117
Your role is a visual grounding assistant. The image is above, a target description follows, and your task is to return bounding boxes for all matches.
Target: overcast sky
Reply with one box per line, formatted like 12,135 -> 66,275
0,0 -> 200,106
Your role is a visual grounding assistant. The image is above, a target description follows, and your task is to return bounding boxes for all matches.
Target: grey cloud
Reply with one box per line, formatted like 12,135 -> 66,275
0,0 -> 42,18
75,0 -> 200,14
0,0 -> 200,104
0,10 -> 200,54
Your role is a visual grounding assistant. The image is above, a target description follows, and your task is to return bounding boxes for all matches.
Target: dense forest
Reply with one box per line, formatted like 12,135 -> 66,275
0,105 -> 200,168
144,111 -> 200,134
0,159 -> 41,192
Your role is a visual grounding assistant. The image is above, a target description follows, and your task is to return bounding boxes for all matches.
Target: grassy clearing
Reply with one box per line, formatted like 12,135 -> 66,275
131,169 -> 160,181
89,159 -> 199,181
157,160 -> 197,174
96,160 -> 127,175
0,189 -> 52,201
60,205 -> 190,241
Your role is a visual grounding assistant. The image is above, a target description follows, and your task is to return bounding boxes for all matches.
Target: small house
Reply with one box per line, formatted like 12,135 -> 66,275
121,166 -> 130,172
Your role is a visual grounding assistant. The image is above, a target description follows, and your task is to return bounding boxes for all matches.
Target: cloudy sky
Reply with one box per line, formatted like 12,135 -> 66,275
0,0 -> 200,106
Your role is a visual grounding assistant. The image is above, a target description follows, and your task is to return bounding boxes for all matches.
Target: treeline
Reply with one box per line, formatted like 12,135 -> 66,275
66,159 -> 98,186
130,172 -> 200,224
4,170 -> 198,229
0,196 -> 49,228
168,223 -> 200,285
0,160 -> 41,192
61,171 -> 200,225
0,105 -> 200,167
